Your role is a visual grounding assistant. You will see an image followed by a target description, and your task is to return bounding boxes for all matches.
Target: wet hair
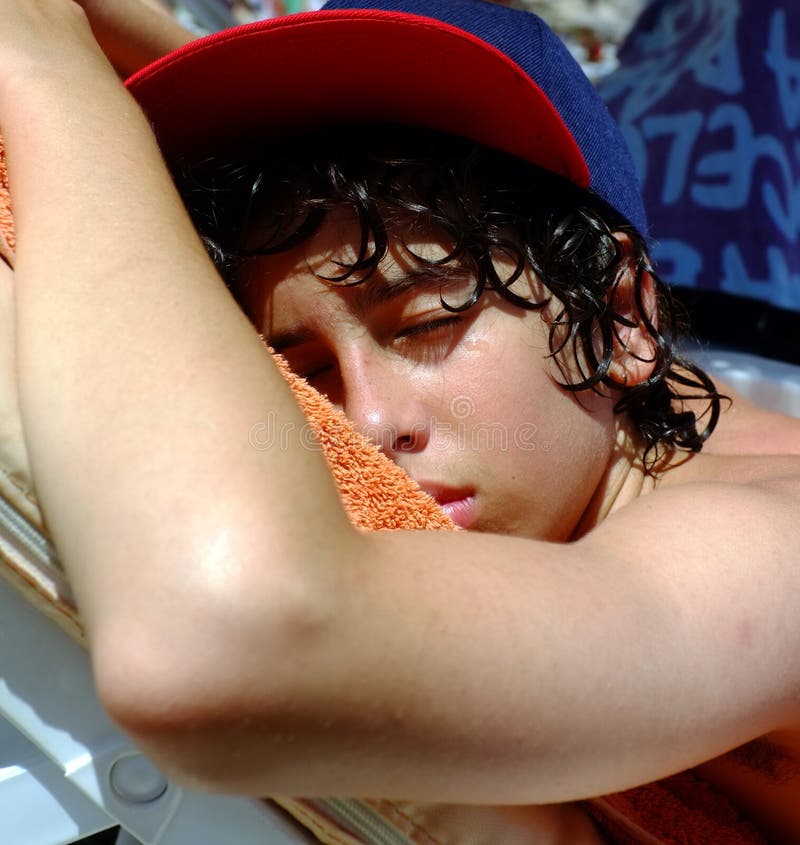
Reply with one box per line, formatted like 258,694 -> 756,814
175,125 -> 721,470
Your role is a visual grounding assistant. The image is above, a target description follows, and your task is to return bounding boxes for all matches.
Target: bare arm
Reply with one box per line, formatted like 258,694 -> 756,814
5,1 -> 800,806
5,1 -> 352,651
3,0 -> 351,694
96,475 -> 800,802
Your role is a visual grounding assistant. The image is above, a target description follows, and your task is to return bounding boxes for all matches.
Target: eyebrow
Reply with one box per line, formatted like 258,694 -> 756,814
270,269 -> 465,352
269,325 -> 317,353
351,269 -> 460,314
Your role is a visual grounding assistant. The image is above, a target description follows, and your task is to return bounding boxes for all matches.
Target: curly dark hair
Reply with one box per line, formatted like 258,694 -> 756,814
175,125 -> 721,470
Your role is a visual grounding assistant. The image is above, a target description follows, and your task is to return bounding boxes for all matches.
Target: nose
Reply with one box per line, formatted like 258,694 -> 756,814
341,349 -> 430,456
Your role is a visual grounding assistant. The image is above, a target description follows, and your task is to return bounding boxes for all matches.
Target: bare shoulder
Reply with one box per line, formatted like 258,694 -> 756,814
654,383 -> 800,493
697,382 -> 800,457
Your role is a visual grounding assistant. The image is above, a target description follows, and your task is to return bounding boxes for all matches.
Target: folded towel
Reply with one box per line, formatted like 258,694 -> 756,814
0,138 -> 13,267
0,136 -> 766,845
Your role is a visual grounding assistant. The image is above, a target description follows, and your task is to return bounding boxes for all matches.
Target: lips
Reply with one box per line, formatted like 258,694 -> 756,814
415,483 -> 478,530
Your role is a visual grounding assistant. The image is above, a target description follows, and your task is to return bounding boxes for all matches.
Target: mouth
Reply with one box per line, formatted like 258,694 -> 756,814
416,483 -> 478,530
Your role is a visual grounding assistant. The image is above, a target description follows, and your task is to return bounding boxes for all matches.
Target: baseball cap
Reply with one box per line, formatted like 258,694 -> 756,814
126,0 -> 647,236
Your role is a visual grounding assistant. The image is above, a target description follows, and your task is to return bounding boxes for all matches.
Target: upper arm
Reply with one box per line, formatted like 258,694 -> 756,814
348,482 -> 800,800
110,475 -> 800,803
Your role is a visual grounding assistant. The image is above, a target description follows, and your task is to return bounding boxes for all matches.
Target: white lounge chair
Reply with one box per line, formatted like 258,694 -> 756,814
0,567 -> 316,844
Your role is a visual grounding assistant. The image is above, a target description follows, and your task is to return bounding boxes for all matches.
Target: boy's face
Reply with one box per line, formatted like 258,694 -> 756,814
240,212 -> 618,541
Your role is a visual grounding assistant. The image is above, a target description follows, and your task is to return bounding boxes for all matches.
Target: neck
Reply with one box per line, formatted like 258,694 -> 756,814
570,424 -> 666,539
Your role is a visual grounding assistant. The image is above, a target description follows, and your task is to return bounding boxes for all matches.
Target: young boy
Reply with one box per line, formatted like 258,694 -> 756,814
1,1 -> 799,843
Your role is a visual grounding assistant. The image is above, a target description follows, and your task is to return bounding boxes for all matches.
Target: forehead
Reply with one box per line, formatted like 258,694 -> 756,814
236,209 -> 483,324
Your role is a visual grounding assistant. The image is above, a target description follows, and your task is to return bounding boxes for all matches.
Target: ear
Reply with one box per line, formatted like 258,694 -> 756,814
606,233 -> 658,387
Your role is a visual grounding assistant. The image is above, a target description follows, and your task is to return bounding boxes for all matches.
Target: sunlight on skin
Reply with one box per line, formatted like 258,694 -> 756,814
237,212 -> 625,542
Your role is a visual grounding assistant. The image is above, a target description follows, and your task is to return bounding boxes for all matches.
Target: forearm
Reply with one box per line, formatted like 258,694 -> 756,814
4,33 -> 352,651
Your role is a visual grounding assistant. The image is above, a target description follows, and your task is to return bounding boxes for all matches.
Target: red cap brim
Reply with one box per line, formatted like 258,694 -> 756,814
126,9 -> 589,188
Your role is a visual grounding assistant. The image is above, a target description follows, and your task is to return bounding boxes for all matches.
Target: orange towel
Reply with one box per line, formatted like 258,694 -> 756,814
0,136 -> 766,845
590,774 -> 766,845
0,137 -> 13,266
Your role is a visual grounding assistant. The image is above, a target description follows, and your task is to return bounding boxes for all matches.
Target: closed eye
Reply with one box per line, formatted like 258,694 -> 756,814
276,345 -> 337,384
301,363 -> 335,381
395,315 -> 463,341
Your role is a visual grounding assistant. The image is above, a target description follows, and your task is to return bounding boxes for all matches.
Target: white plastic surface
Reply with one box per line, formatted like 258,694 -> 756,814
0,717 -> 115,844
696,348 -> 800,417
0,576 -> 314,844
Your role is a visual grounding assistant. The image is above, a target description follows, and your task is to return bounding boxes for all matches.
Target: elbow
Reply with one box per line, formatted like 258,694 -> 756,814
93,648 -> 229,791
95,670 -> 267,793
89,545 -> 347,792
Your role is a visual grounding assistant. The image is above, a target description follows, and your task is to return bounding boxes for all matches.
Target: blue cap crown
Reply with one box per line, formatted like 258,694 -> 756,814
323,0 -> 646,235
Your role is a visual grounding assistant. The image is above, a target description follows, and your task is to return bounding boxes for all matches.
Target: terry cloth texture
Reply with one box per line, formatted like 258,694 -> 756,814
0,138 -> 13,266
0,137 -> 765,845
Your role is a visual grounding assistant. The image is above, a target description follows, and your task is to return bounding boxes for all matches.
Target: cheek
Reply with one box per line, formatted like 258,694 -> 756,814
511,393 -> 615,540
447,348 -> 615,540
526,384 -> 614,457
